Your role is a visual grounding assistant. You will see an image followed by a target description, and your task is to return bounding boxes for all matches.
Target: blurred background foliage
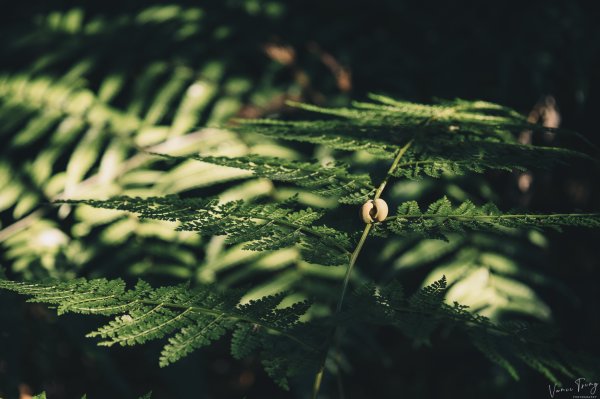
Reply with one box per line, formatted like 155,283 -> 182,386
0,1 -> 599,398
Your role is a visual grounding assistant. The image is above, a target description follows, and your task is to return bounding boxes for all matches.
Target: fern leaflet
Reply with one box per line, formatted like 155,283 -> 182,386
58,195 -> 352,266
152,152 -> 374,204
385,196 -> 600,240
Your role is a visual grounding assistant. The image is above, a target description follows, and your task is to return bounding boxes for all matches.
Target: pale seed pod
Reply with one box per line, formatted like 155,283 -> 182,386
360,200 -> 375,223
372,198 -> 388,222
360,199 -> 389,223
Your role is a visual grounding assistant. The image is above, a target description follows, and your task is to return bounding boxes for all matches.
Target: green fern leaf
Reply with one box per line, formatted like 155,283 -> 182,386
236,97 -> 595,179
153,153 -> 375,204
0,277 -> 321,389
58,195 -> 352,266
386,196 -> 600,239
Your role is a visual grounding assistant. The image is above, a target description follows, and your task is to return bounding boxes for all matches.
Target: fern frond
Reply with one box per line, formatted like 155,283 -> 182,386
346,277 -> 599,383
235,118 -> 400,158
0,277 -> 321,389
58,196 -> 352,266
392,139 -> 591,179
236,97 -> 595,178
152,152 -> 374,204
385,196 -> 600,240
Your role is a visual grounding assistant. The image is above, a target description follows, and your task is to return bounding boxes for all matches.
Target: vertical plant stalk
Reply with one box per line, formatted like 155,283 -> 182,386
311,139 -> 414,399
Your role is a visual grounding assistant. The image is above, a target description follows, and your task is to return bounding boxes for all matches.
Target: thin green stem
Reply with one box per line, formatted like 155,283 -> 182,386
374,140 -> 414,200
336,224 -> 372,313
310,140 -> 414,399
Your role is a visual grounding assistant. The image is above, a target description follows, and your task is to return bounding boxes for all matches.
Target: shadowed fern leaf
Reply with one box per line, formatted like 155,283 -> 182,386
0,278 -> 321,389
346,277 -> 599,384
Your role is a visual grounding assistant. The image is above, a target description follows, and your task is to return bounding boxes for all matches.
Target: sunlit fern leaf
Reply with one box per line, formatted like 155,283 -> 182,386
152,152 -> 375,204
385,196 -> 600,240
368,95 -> 597,148
363,94 -> 525,122
385,231 -> 562,321
0,277 -> 321,389
235,97 -> 596,178
0,73 -> 140,139
0,2 -> 298,282
0,67 -> 239,278
286,96 -> 526,127
358,95 -> 591,143
57,196 -> 352,266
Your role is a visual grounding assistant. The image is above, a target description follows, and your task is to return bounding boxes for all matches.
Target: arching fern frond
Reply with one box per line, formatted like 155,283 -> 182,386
345,277 -> 599,384
385,196 -> 600,240
152,152 -> 374,204
293,94 -> 589,142
58,196 -> 352,266
391,139 -> 591,179
235,97 -> 595,178
0,278 -> 321,389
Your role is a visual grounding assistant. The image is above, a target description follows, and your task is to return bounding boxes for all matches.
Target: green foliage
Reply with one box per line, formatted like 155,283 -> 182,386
5,275 -> 597,388
58,195 -> 351,266
386,196 -> 600,240
347,277 -> 598,384
153,152 -> 375,204
0,3 -> 303,281
2,93 -> 599,394
0,278 -> 319,389
236,95 -> 595,180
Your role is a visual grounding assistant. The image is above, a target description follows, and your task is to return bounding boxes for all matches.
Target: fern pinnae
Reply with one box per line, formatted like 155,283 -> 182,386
150,152 -> 374,204
237,98 -> 596,181
160,313 -> 230,367
103,308 -> 195,347
384,196 -> 600,239
140,294 -> 318,353
0,277 -> 319,385
348,277 -> 598,383
231,323 -> 261,360
87,303 -> 164,338
58,196 -> 352,265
